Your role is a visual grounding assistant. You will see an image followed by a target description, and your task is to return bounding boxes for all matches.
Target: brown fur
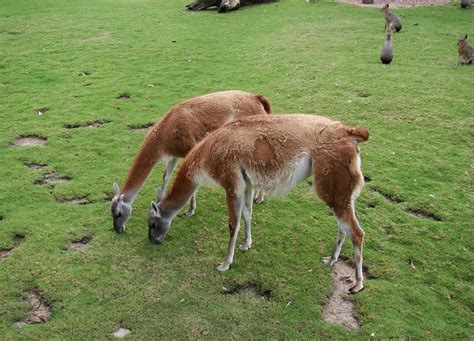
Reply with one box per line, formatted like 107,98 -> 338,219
120,90 -> 271,196
382,4 -> 402,33
155,114 -> 369,292
458,35 -> 474,65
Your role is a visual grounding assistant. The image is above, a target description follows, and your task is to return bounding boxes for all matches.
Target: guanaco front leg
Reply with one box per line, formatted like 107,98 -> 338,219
216,192 -> 244,272
182,194 -> 196,216
162,157 -> 179,193
240,185 -> 253,251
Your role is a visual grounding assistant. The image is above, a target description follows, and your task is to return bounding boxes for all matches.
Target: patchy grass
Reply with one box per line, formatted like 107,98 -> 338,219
0,0 -> 472,339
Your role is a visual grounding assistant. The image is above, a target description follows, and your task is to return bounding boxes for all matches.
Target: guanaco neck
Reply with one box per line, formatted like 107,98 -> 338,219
121,132 -> 164,203
158,164 -> 198,220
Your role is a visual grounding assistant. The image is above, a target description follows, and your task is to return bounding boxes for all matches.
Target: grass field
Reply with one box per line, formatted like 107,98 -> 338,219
0,0 -> 473,338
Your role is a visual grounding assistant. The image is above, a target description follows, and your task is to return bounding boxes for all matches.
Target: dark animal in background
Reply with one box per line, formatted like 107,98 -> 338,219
380,31 -> 393,64
461,0 -> 470,8
382,4 -> 402,32
458,35 -> 473,64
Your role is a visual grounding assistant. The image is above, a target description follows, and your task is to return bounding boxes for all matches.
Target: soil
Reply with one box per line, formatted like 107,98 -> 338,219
64,119 -> 110,129
117,93 -> 130,100
112,327 -> 131,338
65,236 -> 92,252
128,122 -> 154,132
0,234 -> 25,262
11,136 -> 47,147
13,291 -> 51,328
406,208 -> 442,221
334,0 -> 449,8
222,282 -> 272,300
323,260 -> 360,330
60,197 -> 91,205
35,172 -> 71,185
25,162 -> 47,170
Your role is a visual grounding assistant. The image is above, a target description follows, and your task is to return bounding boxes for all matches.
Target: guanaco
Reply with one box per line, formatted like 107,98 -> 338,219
382,4 -> 402,33
380,31 -> 393,64
148,114 -> 369,293
111,90 -> 271,233
458,35 -> 473,65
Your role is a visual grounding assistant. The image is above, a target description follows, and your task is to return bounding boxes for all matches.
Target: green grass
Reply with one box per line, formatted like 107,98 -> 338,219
0,0 -> 473,338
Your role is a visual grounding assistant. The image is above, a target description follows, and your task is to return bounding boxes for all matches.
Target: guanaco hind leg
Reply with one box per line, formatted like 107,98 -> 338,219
335,209 -> 365,293
240,184 -> 254,251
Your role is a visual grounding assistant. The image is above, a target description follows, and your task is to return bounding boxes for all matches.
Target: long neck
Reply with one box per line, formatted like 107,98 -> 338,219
159,163 -> 198,220
121,132 -> 163,203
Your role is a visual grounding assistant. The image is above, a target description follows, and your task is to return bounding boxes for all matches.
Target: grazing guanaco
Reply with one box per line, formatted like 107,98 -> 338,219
382,4 -> 402,33
111,90 -> 271,233
458,35 -> 473,65
148,114 -> 369,293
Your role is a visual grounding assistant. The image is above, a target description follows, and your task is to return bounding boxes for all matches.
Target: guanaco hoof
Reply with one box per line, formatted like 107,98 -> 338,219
239,242 -> 252,251
216,263 -> 230,272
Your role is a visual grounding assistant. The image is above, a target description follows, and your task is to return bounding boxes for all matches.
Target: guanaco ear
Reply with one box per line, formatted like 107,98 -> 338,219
150,201 -> 161,217
113,183 -> 120,195
156,187 -> 164,202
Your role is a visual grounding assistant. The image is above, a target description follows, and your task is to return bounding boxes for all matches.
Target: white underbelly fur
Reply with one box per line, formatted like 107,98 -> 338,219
245,154 -> 312,197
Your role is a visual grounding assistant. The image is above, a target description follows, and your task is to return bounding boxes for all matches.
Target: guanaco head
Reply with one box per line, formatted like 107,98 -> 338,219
148,199 -> 170,245
111,183 -> 132,234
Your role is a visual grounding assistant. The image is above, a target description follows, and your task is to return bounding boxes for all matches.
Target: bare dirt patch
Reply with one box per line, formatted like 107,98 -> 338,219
35,172 -> 71,185
63,119 -> 110,129
36,108 -> 49,115
128,122 -> 154,132
323,260 -> 360,330
11,135 -> 47,147
0,234 -> 25,262
24,162 -> 47,170
13,291 -> 51,328
64,236 -> 92,252
372,187 -> 403,204
406,208 -> 442,222
222,282 -> 272,300
335,0 -> 449,8
116,93 -> 130,100
112,327 -> 131,338
58,197 -> 91,205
